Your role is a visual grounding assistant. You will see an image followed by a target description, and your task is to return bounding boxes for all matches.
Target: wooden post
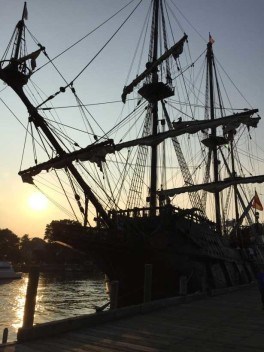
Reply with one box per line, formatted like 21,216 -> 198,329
22,267 -> 39,328
110,281 -> 119,310
179,276 -> 187,296
144,264 -> 152,303
2,328 -> 8,344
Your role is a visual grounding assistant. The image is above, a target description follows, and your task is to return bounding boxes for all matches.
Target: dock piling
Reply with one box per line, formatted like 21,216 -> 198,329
2,328 -> 8,344
22,266 -> 40,328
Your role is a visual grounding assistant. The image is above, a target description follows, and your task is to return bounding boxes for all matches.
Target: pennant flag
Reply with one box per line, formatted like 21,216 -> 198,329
209,33 -> 215,44
252,191 -> 263,211
23,3 -> 28,20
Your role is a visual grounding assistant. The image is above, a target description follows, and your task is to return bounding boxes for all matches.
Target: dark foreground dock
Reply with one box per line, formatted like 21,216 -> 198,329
1,284 -> 263,352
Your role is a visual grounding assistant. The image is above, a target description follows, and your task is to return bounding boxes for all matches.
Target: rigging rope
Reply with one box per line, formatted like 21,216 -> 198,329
215,57 -> 253,109
78,162 -> 116,211
35,179 -> 80,221
0,97 -> 47,164
42,117 -> 99,138
20,121 -> 29,171
70,0 -> 143,85
30,0 -> 139,74
36,0 -> 143,108
124,1 -> 152,86
167,0 -> 207,43
71,88 -> 107,140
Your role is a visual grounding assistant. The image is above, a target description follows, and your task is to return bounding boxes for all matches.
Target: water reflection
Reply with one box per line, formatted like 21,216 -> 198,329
0,272 -> 107,342
12,276 -> 28,332
0,276 -> 28,341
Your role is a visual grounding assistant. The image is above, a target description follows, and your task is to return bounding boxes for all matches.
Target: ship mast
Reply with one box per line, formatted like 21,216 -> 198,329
0,4 -> 111,228
122,0 -> 188,212
230,134 -> 240,225
206,37 -> 222,234
13,3 -> 27,60
149,0 -> 160,213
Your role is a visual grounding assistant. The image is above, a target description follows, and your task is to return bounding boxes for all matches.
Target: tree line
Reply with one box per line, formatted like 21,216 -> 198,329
0,220 -> 87,266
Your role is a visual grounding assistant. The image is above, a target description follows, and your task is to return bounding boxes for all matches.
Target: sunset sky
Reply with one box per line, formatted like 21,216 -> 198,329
0,0 -> 264,238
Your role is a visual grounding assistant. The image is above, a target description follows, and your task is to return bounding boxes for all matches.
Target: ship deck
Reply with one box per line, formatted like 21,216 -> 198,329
0,284 -> 262,352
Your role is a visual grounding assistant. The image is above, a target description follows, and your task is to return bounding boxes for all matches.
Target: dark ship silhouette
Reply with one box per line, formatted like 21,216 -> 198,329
1,1 -> 264,307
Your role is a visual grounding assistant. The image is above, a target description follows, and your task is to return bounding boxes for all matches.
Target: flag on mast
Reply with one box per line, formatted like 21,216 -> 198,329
23,3 -> 28,21
209,33 -> 215,44
252,191 -> 263,211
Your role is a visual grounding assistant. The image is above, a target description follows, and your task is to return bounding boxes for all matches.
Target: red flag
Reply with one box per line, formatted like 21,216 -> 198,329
252,191 -> 263,211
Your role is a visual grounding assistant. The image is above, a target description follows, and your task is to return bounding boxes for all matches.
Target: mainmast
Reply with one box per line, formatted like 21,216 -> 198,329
206,37 -> 222,234
122,0 -> 187,214
149,0 -> 160,213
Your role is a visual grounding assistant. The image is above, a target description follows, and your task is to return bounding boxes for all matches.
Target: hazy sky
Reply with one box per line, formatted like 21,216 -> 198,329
0,0 -> 264,238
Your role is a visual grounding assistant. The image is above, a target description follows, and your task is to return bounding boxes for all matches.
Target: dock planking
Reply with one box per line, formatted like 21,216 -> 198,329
0,285 -> 263,352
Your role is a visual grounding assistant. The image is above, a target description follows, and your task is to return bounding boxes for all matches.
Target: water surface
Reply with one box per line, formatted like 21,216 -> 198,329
0,272 -> 108,342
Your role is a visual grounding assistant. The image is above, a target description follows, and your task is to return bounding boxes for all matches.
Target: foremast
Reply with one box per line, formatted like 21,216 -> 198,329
13,3 -> 27,60
0,4 -> 111,228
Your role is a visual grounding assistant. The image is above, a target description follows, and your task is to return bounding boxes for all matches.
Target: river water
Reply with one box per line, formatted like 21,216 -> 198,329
0,272 -> 108,342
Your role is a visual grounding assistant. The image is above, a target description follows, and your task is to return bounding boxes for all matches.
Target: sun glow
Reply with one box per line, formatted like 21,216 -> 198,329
28,192 -> 48,211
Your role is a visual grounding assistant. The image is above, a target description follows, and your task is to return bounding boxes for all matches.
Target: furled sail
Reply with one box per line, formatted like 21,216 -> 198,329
121,34 -> 188,103
159,175 -> 264,197
17,48 -> 43,70
19,110 -> 259,183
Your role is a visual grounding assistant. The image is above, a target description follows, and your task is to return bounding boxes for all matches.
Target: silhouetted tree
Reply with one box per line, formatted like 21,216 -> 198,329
44,220 -> 92,264
44,219 -> 82,243
20,234 -> 32,263
0,228 -> 20,262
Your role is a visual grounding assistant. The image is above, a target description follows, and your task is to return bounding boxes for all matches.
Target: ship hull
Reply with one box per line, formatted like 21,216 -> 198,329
58,210 -> 264,307
89,244 -> 257,307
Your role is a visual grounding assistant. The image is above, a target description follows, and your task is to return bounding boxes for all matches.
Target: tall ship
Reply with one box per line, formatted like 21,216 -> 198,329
1,1 -> 264,306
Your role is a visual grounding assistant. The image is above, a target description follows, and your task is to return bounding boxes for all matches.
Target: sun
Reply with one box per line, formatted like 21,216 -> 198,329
28,192 -> 48,211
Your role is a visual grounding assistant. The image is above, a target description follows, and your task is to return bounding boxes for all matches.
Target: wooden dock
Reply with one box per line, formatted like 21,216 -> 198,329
0,284 -> 263,352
